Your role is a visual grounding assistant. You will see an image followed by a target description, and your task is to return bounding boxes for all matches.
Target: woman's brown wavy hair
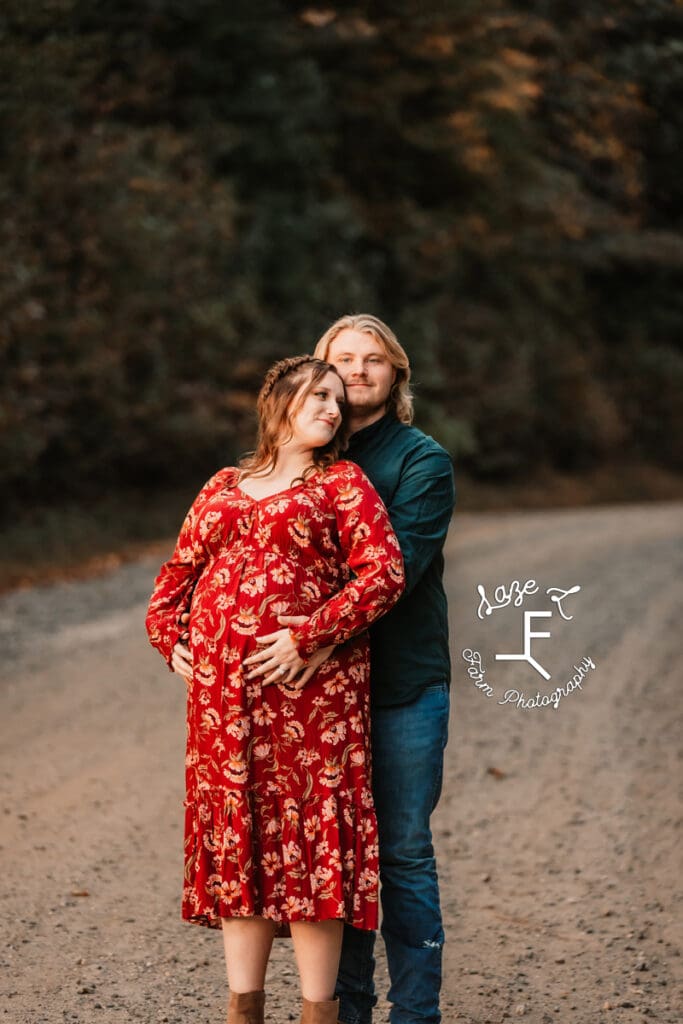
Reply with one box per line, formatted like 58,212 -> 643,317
238,356 -> 348,483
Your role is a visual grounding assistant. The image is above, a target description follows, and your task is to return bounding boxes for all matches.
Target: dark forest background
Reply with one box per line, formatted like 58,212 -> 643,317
1,1 -> 682,562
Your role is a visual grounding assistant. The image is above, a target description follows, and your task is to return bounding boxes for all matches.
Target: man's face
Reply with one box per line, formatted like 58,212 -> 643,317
326,329 -> 396,417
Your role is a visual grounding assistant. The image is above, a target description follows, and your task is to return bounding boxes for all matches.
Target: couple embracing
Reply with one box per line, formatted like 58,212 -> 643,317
146,314 -> 455,1024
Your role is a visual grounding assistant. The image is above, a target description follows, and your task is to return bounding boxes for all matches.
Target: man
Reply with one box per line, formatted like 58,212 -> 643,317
314,314 -> 455,1024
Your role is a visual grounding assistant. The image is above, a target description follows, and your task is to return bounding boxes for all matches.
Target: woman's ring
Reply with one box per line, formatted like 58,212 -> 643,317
279,666 -> 287,675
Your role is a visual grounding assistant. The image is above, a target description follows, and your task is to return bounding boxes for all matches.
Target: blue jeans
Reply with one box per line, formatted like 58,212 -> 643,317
336,682 -> 450,1024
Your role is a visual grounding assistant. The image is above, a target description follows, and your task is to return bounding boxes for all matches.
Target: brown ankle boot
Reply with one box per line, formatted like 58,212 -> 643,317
226,989 -> 265,1024
300,996 -> 340,1024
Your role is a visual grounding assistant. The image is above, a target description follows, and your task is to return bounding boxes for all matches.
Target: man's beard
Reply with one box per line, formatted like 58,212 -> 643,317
347,390 -> 388,416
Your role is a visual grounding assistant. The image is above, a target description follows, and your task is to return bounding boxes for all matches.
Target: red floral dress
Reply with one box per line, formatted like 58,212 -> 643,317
145,460 -> 404,930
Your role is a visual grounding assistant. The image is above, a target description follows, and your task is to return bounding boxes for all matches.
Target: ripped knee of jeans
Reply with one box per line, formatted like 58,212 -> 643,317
422,938 -> 442,950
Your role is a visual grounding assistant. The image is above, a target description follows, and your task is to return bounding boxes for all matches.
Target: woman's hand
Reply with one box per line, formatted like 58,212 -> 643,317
244,626 -> 307,687
246,615 -> 336,692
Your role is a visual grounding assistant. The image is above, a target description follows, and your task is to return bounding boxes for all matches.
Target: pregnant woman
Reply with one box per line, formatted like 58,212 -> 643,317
145,355 -> 404,1024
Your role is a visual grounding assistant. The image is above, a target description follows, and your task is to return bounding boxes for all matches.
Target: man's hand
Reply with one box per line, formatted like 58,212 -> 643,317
171,641 -> 193,683
171,612 -> 193,684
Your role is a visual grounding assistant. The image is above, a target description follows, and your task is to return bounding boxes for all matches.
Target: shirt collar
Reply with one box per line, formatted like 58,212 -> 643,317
346,411 -> 397,452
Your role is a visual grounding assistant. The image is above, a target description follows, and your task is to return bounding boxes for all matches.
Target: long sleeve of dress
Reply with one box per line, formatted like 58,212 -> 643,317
291,461 -> 405,660
145,468 -> 233,668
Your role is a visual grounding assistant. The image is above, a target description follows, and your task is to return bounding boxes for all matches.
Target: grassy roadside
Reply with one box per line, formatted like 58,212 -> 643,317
1,461 -> 681,595
0,485 -> 199,595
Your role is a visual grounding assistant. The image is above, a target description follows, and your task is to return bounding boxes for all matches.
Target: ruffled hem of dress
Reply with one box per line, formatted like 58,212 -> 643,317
181,904 -> 375,936
181,785 -> 379,932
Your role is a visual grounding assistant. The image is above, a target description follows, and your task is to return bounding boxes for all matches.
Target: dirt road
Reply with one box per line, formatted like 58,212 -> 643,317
1,502 -> 681,1023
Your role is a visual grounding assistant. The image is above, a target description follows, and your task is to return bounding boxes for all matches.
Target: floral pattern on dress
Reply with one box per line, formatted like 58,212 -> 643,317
146,460 -> 404,930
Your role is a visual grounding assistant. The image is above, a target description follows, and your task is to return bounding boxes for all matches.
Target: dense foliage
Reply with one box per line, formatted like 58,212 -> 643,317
2,0 -> 681,513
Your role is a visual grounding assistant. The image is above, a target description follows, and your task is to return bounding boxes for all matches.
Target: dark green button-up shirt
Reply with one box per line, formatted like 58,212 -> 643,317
346,412 -> 455,707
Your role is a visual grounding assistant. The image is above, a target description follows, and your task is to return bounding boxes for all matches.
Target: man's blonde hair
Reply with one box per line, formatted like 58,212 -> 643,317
314,314 -> 414,425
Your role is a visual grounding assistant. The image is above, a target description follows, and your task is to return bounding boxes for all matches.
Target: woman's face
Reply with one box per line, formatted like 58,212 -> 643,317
282,370 -> 345,452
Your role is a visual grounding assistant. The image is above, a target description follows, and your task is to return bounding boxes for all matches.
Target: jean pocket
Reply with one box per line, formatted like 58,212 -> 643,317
423,681 -> 448,694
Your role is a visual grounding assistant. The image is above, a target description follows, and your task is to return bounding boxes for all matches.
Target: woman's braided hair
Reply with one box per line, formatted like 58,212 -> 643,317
258,355 -> 319,404
239,355 -> 347,482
